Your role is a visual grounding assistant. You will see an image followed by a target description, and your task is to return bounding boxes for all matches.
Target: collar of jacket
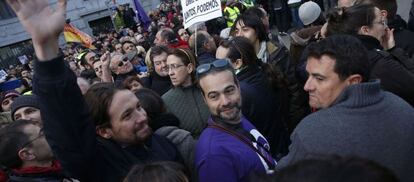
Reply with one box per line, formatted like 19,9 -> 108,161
12,160 -> 62,175
330,79 -> 384,108
355,34 -> 383,51
236,65 -> 261,81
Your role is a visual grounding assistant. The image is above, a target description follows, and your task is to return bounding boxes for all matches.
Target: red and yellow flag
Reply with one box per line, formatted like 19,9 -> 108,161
63,23 -> 96,49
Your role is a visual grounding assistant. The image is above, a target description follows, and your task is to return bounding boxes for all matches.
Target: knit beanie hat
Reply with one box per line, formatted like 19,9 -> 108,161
1,90 -> 20,104
10,95 -> 40,120
299,1 -> 321,26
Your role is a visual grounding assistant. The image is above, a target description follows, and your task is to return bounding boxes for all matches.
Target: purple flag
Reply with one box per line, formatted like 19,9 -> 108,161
133,0 -> 151,30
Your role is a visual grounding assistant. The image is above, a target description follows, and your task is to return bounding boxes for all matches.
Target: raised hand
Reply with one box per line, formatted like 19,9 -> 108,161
100,51 -> 114,83
100,51 -> 111,67
381,28 -> 395,50
6,0 -> 67,60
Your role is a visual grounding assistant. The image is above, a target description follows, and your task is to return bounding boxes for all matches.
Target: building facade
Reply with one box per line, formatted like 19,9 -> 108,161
0,0 -> 159,69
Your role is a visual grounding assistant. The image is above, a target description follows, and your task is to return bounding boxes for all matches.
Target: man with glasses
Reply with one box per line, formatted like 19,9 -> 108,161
0,120 -> 69,181
109,53 -> 137,86
195,59 -> 276,182
362,0 -> 414,58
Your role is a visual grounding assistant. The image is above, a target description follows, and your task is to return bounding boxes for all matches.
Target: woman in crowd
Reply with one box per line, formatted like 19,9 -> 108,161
162,48 -> 210,138
326,4 -> 414,106
232,13 -> 310,126
232,13 -> 291,77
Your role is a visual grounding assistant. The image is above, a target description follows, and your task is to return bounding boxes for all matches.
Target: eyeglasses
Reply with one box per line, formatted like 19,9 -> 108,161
374,19 -> 387,27
20,128 -> 44,149
196,59 -> 231,78
118,56 -> 129,67
167,64 -> 185,71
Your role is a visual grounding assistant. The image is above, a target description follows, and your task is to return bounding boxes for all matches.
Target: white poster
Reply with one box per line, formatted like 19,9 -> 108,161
181,0 -> 222,29
0,70 -> 7,80
18,55 -> 28,65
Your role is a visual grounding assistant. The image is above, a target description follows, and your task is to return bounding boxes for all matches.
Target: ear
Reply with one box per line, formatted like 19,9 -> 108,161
186,63 -> 194,74
18,148 -> 35,161
96,127 -> 113,139
234,59 -> 243,69
359,26 -> 370,35
346,74 -> 363,85
203,40 -> 210,49
380,10 -> 388,19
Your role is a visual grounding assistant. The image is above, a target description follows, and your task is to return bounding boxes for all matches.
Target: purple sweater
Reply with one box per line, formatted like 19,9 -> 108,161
195,116 -> 275,182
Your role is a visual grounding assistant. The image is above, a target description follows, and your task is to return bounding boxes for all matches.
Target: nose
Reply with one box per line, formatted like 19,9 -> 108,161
168,67 -> 174,76
161,61 -> 167,68
304,77 -> 314,92
133,108 -> 148,125
236,31 -> 242,37
220,94 -> 232,107
21,114 -> 30,121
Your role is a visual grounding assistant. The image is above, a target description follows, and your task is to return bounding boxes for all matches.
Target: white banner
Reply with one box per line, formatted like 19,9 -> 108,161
18,55 -> 29,65
181,0 -> 222,29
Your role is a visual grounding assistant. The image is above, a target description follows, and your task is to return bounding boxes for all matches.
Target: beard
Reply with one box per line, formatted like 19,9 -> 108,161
134,123 -> 152,143
212,101 -> 242,125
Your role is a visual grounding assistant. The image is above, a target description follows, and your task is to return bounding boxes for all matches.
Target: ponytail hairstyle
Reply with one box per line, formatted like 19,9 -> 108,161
219,37 -> 288,90
326,4 -> 377,37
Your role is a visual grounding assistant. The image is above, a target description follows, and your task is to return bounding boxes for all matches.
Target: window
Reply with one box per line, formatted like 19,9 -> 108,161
0,1 -> 16,20
0,40 -> 34,69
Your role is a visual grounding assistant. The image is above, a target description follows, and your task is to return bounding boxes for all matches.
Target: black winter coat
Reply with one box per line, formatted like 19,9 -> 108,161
141,73 -> 172,96
237,65 -> 290,159
356,35 -> 414,107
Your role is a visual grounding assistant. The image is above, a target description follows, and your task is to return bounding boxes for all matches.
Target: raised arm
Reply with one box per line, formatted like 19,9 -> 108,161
100,51 -> 114,83
7,0 -> 96,180
6,0 -> 66,60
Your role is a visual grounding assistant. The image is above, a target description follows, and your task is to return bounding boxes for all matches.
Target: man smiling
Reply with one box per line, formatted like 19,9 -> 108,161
195,59 -> 275,182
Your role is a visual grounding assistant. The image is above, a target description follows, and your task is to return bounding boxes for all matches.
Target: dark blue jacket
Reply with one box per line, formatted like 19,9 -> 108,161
237,65 -> 290,159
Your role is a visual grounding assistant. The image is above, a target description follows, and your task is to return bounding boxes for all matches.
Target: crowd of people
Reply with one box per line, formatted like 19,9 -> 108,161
0,0 -> 414,181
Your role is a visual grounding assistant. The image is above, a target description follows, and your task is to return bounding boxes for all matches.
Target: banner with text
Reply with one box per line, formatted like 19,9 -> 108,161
181,0 -> 222,29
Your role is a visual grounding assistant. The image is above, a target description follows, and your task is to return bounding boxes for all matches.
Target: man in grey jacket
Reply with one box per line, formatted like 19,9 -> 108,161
276,35 -> 414,182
